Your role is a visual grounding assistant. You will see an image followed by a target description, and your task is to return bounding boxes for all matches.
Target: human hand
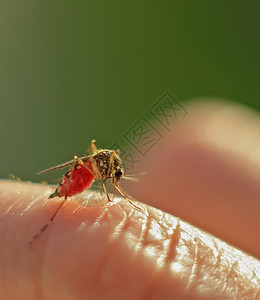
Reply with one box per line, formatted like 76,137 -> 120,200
0,100 -> 260,299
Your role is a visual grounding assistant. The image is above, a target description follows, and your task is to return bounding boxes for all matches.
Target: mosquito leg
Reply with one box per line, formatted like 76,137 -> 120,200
28,195 -> 68,248
98,181 -> 104,197
102,180 -> 111,202
29,167 -> 74,248
91,139 -> 98,155
9,173 -> 21,182
107,151 -> 115,178
114,184 -> 141,211
37,158 -> 76,175
112,185 -> 116,201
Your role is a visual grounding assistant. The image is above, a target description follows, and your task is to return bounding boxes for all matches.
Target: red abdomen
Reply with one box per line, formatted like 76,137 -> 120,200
53,162 -> 94,198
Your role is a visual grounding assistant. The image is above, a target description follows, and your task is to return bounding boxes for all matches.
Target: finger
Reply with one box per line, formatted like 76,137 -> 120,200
125,100 -> 260,258
0,181 -> 259,299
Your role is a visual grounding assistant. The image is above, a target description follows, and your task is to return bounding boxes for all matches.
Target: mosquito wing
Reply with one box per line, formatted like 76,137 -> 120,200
37,155 -> 91,175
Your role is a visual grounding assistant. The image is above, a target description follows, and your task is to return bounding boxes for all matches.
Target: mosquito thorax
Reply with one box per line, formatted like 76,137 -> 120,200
90,149 -> 124,180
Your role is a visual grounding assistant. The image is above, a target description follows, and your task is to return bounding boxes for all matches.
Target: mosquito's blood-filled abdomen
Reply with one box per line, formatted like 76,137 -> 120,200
51,163 -> 95,198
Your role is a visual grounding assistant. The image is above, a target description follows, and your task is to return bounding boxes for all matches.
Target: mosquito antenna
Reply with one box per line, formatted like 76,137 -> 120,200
124,172 -> 146,177
121,172 -> 146,183
121,176 -> 140,183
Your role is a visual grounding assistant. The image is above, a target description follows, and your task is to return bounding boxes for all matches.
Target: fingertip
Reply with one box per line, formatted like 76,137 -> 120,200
124,99 -> 260,258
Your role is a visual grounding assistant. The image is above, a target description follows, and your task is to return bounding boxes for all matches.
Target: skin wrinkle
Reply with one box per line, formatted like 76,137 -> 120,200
197,240 -> 222,292
27,194 -> 56,300
108,199 -> 259,298
225,247 -> 250,298
87,203 -> 130,294
110,204 -> 133,241
0,182 -> 260,299
135,207 -> 151,252
94,206 -> 141,296
211,242 -> 225,297
166,219 -> 181,265
93,203 -> 110,226
71,202 -> 82,214
4,202 -> 28,299
4,202 -> 16,215
40,201 -> 106,300
213,239 -> 222,269
135,210 -> 159,300
98,203 -> 149,299
1,189 -> 42,299
103,204 -> 182,300
92,193 -> 126,225
253,272 -> 260,299
88,207 -> 141,299
242,264 -> 260,298
180,221 -> 260,299
140,218 -> 181,300
157,218 -> 180,268
134,209 -> 168,300
59,195 -> 260,298
186,237 -> 199,293
226,260 -> 239,297
21,193 -> 42,216
140,208 -> 175,251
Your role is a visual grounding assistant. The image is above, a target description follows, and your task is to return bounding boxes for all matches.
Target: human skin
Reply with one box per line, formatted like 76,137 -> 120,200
125,100 -> 260,259
0,101 -> 260,299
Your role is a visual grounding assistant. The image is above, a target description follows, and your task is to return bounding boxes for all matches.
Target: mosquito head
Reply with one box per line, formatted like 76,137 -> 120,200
115,169 -> 123,181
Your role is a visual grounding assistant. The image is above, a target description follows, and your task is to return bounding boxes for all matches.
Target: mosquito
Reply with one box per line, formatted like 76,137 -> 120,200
29,140 -> 141,247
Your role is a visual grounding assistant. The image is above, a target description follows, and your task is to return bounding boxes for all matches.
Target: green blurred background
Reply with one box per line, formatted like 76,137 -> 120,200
0,0 -> 259,181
